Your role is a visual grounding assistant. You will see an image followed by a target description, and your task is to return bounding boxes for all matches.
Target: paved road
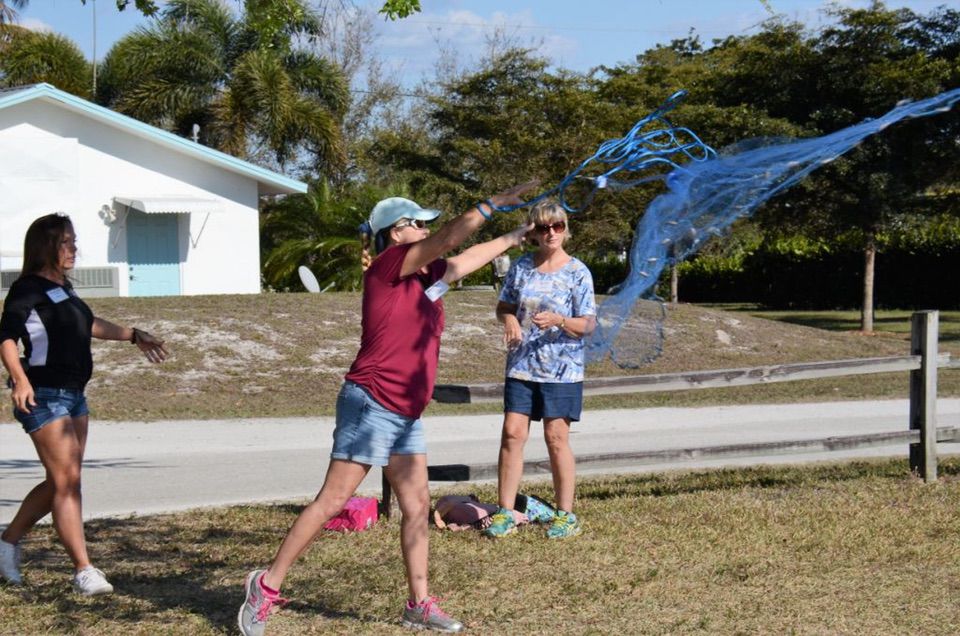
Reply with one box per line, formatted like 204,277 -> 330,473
2,399 -> 958,522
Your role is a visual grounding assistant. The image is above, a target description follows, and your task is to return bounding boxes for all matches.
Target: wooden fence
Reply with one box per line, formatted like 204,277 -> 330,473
380,310 -> 958,514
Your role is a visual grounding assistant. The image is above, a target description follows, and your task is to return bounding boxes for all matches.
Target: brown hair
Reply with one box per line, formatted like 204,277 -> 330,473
20,213 -> 73,278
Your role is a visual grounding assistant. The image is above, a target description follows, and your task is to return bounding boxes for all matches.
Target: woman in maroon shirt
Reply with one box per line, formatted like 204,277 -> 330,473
239,182 -> 535,635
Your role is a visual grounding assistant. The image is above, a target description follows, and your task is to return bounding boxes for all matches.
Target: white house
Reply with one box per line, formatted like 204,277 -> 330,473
0,83 -> 307,297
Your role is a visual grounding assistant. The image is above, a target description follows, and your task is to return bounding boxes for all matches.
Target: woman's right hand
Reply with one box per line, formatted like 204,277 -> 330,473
11,379 -> 36,414
503,315 -> 523,349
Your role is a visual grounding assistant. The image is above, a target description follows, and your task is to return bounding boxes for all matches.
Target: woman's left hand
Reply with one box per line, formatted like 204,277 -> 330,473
532,312 -> 564,331
134,330 -> 169,364
506,222 -> 534,248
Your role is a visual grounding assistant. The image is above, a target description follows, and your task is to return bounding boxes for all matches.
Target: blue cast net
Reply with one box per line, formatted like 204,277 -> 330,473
583,86 -> 960,367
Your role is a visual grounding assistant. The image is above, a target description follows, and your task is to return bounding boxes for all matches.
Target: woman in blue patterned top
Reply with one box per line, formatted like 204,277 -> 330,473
484,199 -> 596,540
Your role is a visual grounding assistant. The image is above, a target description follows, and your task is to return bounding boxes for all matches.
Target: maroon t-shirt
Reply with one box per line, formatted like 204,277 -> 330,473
345,243 -> 447,418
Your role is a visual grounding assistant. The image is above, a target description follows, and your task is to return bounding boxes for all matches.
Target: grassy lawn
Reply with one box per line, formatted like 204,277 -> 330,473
1,293 -> 955,423
710,305 -> 960,345
2,458 -> 960,634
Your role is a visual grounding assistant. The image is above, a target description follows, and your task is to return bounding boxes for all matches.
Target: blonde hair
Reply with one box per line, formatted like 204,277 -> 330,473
527,199 -> 570,243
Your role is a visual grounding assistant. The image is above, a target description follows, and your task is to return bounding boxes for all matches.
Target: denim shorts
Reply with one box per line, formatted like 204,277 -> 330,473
330,381 -> 426,466
504,378 -> 583,422
14,386 -> 89,434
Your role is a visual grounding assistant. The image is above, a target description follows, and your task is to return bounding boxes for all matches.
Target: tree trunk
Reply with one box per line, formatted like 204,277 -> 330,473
669,244 -> 678,303
861,233 -> 876,333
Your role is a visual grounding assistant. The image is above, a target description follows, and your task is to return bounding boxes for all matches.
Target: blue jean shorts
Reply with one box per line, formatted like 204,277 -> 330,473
14,386 -> 89,434
504,378 -> 583,422
330,381 -> 426,467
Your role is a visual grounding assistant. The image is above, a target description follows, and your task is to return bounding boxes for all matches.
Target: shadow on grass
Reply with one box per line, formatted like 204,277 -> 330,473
16,508 -> 366,633
752,312 -> 960,342
564,457 -> 960,502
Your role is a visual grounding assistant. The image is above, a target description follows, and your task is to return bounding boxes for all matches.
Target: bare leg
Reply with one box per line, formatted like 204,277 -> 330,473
385,453 -> 430,602
496,412 -> 531,510
25,416 -> 91,571
261,459 -> 370,591
2,416 -> 89,546
543,417 -> 575,512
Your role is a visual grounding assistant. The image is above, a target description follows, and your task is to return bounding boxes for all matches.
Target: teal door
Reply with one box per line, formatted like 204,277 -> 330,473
127,212 -> 181,296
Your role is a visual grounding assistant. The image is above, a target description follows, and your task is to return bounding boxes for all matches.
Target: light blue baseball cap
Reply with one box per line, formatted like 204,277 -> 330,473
369,197 -> 442,235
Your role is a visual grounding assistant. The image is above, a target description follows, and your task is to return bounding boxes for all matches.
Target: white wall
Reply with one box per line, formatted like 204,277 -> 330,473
0,100 -> 262,295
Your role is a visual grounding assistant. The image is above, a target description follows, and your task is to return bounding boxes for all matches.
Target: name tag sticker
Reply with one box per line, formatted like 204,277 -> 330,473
424,280 -> 449,302
45,287 -> 69,303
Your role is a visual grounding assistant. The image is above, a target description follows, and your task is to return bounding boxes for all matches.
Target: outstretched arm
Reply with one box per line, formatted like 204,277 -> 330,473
399,181 -> 538,278
92,318 -> 169,364
443,223 -> 532,284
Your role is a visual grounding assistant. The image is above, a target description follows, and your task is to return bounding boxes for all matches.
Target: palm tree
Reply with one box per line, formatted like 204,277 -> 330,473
0,0 -> 27,27
0,25 -> 92,96
98,0 -> 348,171
261,181 -> 409,291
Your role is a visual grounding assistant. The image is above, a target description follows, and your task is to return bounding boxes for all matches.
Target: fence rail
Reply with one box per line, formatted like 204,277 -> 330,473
380,310 -> 954,515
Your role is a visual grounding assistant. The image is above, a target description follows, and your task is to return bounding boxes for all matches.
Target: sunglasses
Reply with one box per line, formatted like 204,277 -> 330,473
534,221 -> 566,234
395,219 -> 429,230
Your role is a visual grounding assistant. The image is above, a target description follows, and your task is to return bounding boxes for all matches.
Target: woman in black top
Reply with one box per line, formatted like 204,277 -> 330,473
0,213 -> 168,595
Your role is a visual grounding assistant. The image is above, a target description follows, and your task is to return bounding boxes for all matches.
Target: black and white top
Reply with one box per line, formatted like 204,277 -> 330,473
0,274 -> 95,390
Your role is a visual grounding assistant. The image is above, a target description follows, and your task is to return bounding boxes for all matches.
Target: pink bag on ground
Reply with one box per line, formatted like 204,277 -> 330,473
323,497 -> 379,532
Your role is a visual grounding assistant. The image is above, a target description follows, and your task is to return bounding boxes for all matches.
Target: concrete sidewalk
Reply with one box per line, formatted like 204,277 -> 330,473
2,399 -> 958,522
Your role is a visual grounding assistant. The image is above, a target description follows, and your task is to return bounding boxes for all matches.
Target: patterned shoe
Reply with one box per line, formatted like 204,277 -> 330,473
238,569 -> 288,636
546,510 -> 582,539
520,494 -> 556,524
402,596 -> 464,632
0,539 -> 22,585
482,507 -> 517,538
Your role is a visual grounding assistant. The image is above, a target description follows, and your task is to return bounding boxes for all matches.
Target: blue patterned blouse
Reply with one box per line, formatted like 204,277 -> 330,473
499,253 -> 597,383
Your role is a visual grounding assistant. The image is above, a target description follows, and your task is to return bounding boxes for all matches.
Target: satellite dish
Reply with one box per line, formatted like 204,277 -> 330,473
298,265 -> 321,293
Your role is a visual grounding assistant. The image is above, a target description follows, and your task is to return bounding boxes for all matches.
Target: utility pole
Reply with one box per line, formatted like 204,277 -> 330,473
91,0 -> 98,96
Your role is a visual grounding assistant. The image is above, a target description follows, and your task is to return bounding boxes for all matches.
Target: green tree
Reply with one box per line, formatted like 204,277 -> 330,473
106,0 -> 422,20
748,3 -> 960,330
261,181 -> 406,291
0,0 -> 26,27
97,0 -> 348,171
0,25 -> 92,96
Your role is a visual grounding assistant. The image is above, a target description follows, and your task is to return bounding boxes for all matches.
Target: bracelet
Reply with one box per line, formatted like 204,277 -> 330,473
475,201 -> 492,220
559,317 -> 566,330
130,328 -> 139,344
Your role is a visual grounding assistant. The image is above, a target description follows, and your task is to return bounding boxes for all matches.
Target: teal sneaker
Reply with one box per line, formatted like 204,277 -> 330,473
519,494 -> 555,524
482,507 -> 517,538
546,510 -> 581,539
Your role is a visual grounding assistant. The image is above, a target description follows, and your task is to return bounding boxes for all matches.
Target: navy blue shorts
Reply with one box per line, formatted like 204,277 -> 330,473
503,378 -> 583,422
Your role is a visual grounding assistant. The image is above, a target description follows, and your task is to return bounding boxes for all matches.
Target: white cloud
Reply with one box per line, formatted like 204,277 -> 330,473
374,8 -> 579,86
19,18 -> 54,33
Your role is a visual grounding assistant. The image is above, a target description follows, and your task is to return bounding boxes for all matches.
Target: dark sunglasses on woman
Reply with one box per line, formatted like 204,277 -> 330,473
535,221 -> 566,234
395,219 -> 429,230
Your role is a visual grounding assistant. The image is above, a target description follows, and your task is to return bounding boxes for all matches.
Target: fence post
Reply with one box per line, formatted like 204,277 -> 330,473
909,310 -> 939,482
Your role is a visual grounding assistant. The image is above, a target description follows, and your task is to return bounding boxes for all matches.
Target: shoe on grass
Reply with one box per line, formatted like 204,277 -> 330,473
0,539 -> 22,585
546,510 -> 581,539
72,566 -> 113,596
238,569 -> 288,636
482,507 -> 517,538
402,596 -> 464,633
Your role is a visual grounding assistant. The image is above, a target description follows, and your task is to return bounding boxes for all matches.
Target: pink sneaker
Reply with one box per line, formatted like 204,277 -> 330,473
238,570 -> 288,636
402,596 -> 464,632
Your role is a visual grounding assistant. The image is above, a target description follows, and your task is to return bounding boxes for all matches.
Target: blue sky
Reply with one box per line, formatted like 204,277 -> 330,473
16,0 -> 953,86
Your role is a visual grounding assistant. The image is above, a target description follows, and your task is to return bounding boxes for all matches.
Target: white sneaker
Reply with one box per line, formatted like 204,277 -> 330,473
0,539 -> 22,585
72,566 -> 114,596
